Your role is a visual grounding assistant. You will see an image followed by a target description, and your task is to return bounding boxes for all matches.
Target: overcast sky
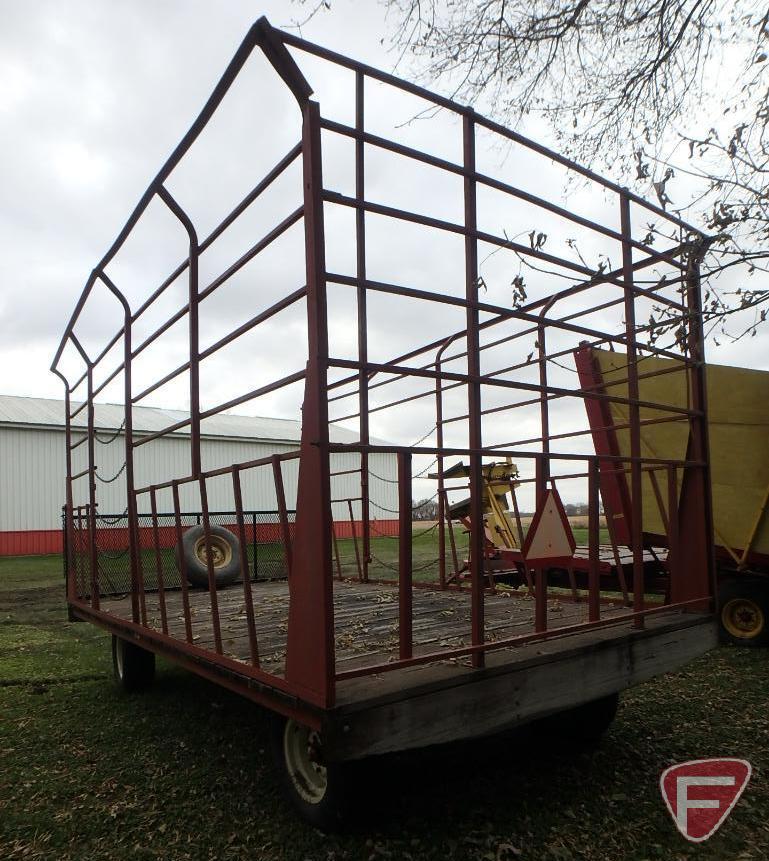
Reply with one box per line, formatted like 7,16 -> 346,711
2,1 -> 766,507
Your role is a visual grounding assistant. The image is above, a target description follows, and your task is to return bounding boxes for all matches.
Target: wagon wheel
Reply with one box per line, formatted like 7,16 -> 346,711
718,578 -> 769,646
269,716 -> 355,830
112,635 -> 155,692
176,525 -> 242,588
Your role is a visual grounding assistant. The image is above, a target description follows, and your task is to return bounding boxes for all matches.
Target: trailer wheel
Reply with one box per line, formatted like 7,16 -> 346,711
719,578 -> 769,646
177,525 -> 241,588
269,716 -> 352,831
112,635 -> 155,692
533,693 -> 619,745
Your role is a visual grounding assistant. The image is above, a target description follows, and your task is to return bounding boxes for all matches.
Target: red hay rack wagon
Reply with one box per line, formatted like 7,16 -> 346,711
51,18 -> 717,828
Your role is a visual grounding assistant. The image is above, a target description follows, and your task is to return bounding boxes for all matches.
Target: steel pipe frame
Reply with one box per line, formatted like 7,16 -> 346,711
51,17 -> 713,709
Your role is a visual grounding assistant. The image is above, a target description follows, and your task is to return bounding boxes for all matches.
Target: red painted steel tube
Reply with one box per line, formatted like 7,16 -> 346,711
69,601 -> 322,728
464,113 -> 485,669
132,360 -> 191,405
85,369 -> 100,611
675,245 -> 717,605
198,286 -> 307,362
158,186 -> 202,478
324,275 -> 693,366
199,205 -> 304,302
588,459 -> 601,623
534,567 -> 547,633
324,241 -> 691,405
347,498 -> 363,581
132,449 -> 301,496
320,117 -> 687,279
200,369 -> 307,420
271,455 -> 293,576
620,194 -> 645,628
667,466 -> 679,600
198,477 -> 223,653
328,442 -> 704,471
149,488 -> 169,635
283,99 -> 336,709
232,467 -> 260,666
329,357 -> 699,419
355,70 -> 371,583
171,481 -> 194,643
51,18 -> 310,374
398,451 -> 413,659
278,28 -> 699,232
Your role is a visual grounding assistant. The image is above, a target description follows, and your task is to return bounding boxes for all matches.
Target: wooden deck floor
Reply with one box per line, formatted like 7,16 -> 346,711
100,578 -> 631,679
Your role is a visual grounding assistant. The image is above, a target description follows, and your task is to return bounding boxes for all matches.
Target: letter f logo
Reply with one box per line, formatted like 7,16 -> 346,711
660,759 -> 751,842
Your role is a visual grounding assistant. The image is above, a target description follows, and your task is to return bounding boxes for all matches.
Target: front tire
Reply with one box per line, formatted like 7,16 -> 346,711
269,716 -> 353,831
112,635 -> 155,692
718,577 -> 769,646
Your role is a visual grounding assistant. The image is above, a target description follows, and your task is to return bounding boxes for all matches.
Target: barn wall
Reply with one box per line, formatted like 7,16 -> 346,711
0,425 -> 399,554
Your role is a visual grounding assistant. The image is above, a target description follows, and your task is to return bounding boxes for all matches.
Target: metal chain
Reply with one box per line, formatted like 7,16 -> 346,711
95,544 -> 130,560
95,418 -> 126,445
409,424 -> 437,447
369,457 -> 438,484
370,520 -> 440,541
368,491 -> 439,515
369,552 -> 441,573
95,462 -> 127,484
97,507 -> 129,525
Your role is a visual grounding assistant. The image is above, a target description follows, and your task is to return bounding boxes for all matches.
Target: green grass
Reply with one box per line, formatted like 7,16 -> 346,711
2,557 -> 768,860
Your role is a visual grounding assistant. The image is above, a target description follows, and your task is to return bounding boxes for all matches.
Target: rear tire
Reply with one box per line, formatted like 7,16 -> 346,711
718,577 -> 769,647
112,635 -> 155,692
533,692 -> 620,745
269,715 -> 354,831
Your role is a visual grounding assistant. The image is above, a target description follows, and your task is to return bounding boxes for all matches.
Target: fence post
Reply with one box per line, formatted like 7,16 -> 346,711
252,511 -> 257,580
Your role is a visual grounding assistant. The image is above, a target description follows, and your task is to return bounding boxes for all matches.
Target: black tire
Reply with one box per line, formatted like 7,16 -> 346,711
269,714 -> 354,831
177,524 -> 242,588
112,635 -> 155,693
718,577 -> 769,647
533,692 -> 620,745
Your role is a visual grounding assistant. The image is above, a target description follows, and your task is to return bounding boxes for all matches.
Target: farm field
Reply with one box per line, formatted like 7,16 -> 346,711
1,555 -> 767,861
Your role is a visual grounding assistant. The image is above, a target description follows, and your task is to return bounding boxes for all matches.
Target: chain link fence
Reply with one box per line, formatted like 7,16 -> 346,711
64,509 -> 295,599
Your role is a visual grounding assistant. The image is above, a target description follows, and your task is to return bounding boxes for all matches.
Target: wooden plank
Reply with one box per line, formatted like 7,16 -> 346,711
100,579 -> 630,676
323,614 -> 716,760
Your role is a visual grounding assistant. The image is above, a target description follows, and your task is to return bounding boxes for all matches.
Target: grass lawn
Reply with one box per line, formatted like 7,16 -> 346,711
2,555 -> 768,860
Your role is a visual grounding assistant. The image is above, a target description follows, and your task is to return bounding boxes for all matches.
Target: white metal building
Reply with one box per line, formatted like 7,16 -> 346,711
0,395 -> 397,555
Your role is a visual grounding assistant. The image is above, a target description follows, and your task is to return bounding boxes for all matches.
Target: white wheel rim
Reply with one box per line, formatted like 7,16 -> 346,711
115,639 -> 124,680
283,720 -> 328,804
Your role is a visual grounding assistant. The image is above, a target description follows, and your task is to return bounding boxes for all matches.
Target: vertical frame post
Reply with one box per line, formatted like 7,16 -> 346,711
284,100 -> 336,707
464,110 -> 484,667
171,481 -> 194,643
675,243 -> 716,606
398,450 -> 413,659
233,467 -> 260,666
588,458 -> 601,622
61,387 -> 77,607
85,367 -> 100,610
667,465 -> 679,602
272,456 -> 293,576
355,68 -> 371,582
620,192 -> 645,626
149,487 -> 169,635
